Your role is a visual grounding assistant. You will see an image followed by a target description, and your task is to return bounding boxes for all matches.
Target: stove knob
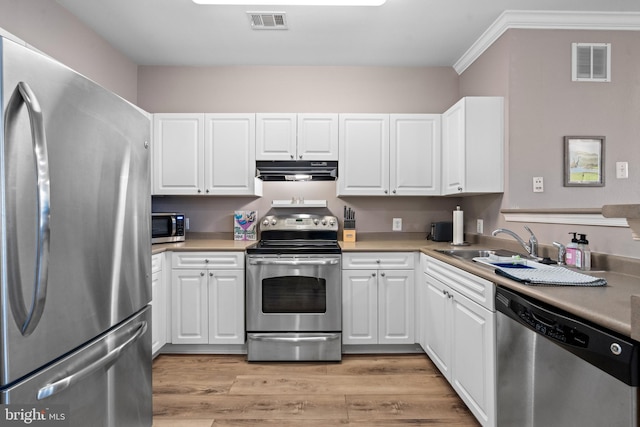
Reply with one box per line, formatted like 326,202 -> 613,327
321,219 -> 327,226
329,219 -> 336,226
262,219 -> 270,227
313,218 -> 320,225
271,219 -> 277,226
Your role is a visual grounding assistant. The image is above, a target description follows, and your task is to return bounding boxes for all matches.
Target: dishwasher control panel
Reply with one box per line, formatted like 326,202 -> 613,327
512,300 -> 590,348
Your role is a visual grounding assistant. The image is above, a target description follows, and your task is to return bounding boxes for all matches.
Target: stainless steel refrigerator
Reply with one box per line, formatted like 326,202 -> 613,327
0,36 -> 152,426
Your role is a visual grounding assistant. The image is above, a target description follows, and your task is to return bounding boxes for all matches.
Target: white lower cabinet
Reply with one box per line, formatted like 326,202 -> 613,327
171,252 -> 245,345
421,254 -> 496,427
151,253 -> 167,357
342,252 -> 415,345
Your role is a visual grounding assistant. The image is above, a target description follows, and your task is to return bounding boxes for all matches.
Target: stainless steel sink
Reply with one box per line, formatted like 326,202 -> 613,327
434,248 -> 526,261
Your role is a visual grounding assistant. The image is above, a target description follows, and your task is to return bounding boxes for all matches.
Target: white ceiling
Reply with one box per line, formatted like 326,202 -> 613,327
56,0 -> 640,67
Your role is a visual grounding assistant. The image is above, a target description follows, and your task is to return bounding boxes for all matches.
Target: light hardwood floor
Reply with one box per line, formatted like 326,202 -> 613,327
152,353 -> 481,426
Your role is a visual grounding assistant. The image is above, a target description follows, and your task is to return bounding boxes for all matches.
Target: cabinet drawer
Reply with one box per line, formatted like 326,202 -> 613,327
424,255 -> 494,311
172,251 -> 244,269
342,252 -> 415,270
152,253 -> 163,273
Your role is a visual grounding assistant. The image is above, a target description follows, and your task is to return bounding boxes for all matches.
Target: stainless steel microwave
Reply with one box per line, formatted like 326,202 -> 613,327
152,213 -> 186,244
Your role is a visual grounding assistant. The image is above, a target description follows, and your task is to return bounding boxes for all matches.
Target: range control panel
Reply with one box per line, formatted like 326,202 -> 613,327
260,214 -> 338,231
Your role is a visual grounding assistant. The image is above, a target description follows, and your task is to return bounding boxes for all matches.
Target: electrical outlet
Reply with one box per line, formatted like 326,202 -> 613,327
533,177 -> 544,193
476,219 -> 484,234
616,162 -> 629,179
392,218 -> 402,231
185,218 -> 190,230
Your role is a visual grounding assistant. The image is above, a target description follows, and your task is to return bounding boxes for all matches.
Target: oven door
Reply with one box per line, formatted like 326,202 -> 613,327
246,254 -> 341,332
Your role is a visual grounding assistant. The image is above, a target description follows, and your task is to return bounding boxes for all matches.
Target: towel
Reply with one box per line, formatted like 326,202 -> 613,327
495,266 -> 607,287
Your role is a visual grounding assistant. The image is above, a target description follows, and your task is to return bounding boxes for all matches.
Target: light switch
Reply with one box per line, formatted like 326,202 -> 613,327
616,162 -> 629,179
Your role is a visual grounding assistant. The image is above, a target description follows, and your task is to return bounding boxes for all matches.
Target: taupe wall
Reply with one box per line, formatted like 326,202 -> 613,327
137,65 -> 458,113
143,65 -> 463,235
0,0 -> 138,103
461,29 -> 640,258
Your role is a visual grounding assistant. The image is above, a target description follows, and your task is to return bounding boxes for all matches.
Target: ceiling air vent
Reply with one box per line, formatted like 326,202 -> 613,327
248,12 -> 288,30
572,43 -> 611,82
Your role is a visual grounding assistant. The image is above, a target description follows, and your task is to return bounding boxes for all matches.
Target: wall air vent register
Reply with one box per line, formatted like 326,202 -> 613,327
572,42 -> 611,82
248,12 -> 288,30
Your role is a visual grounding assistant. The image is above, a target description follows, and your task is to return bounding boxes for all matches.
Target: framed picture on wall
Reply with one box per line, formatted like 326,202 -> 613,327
564,136 -> 605,187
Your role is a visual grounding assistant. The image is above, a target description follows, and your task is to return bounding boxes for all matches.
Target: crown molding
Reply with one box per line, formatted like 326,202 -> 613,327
454,10 -> 640,75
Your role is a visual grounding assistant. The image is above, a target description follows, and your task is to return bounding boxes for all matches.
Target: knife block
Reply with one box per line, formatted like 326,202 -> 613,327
343,229 -> 356,242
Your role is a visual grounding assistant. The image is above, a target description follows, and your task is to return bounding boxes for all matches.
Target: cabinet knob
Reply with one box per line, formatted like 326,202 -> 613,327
299,155 -> 303,159
458,186 -> 463,192
206,189 -> 210,193
372,273 -> 376,277
290,154 -> 294,159
392,189 -> 396,194
384,190 -> 388,194
205,259 -> 210,263
209,272 -> 213,277
197,189 -> 202,193
381,272 -> 386,277
376,259 -> 381,264
200,272 -> 205,277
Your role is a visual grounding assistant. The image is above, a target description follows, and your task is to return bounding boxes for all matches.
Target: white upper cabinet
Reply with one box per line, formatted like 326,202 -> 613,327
256,113 -> 339,161
203,114 -> 261,196
153,114 -> 204,195
338,114 -> 390,196
441,97 -> 504,195
152,113 -> 261,196
256,113 -> 297,160
297,114 -> 339,161
338,114 -> 440,196
390,114 -> 441,196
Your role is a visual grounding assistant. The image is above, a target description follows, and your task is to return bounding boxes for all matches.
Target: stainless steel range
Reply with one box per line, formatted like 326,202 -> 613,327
246,210 -> 342,362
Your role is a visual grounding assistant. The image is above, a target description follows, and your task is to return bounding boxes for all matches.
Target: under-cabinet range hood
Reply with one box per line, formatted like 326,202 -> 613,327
256,160 -> 338,181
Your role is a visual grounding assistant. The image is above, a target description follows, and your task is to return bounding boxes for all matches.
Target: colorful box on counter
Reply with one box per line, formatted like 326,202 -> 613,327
234,211 -> 257,241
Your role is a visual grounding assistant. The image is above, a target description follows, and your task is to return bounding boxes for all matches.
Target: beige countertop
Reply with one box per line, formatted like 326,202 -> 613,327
422,244 -> 638,339
152,233 -> 640,340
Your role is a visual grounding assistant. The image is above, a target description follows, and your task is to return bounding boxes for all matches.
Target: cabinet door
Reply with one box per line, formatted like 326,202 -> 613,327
151,270 -> 165,356
256,113 -> 297,160
338,114 -> 389,196
378,270 -> 415,344
450,290 -> 496,426
297,114 -> 339,160
153,114 -> 204,195
424,275 -> 452,380
208,270 -> 245,344
390,114 -> 441,196
203,114 -> 259,196
171,269 -> 208,344
342,269 -> 378,344
441,100 -> 465,195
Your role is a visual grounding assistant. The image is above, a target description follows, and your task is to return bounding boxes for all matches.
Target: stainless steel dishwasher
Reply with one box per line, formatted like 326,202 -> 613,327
496,286 -> 639,427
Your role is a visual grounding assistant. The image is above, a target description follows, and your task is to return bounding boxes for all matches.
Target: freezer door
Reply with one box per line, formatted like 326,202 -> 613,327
1,307 -> 152,427
0,38 -> 151,385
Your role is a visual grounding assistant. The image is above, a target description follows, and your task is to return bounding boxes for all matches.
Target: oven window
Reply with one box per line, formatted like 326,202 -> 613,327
262,276 -> 326,313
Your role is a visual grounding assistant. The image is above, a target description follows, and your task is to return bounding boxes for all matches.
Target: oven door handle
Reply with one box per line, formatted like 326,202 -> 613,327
248,258 -> 340,266
250,333 -> 341,343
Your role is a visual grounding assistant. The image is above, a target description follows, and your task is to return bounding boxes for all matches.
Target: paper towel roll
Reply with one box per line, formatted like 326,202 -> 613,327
453,206 -> 464,244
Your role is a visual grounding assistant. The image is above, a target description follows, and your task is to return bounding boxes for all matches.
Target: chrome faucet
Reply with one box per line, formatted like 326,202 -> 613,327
492,225 -> 539,258
552,241 -> 566,265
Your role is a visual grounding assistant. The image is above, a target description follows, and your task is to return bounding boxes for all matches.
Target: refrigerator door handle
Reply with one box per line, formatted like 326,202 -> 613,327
36,320 -> 148,400
4,82 -> 52,336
